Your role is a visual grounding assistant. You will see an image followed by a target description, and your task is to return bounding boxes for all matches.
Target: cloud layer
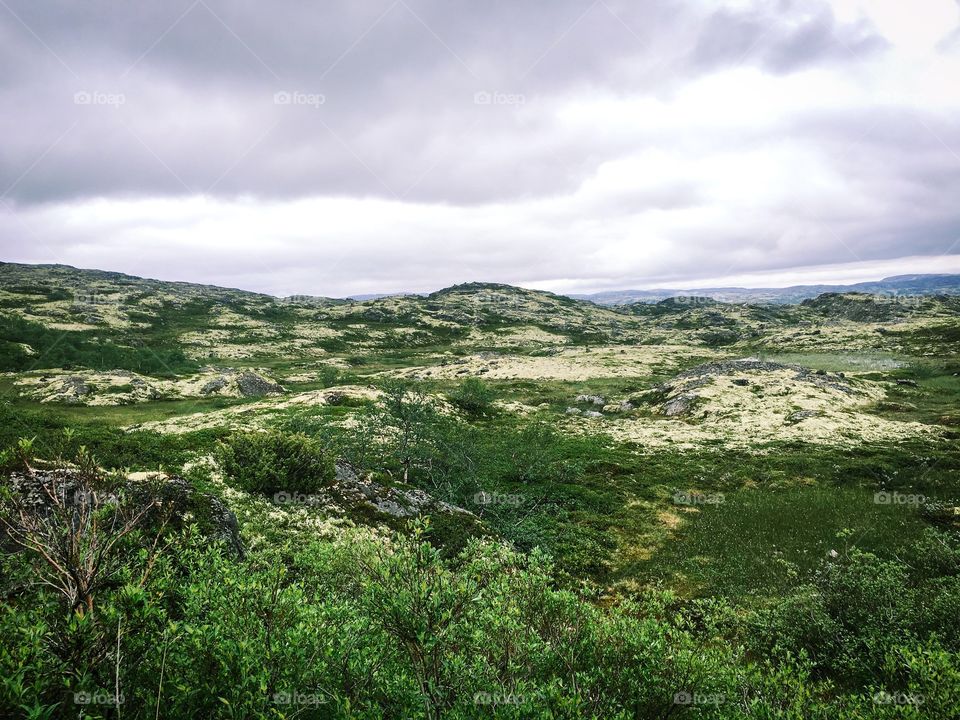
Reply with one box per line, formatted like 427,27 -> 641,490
1,0 -> 959,295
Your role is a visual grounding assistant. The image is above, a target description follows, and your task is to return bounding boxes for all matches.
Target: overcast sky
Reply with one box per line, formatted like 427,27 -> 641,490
1,0 -> 959,297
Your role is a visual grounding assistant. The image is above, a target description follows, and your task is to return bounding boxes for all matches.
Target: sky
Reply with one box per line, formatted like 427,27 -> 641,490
1,0 -> 959,298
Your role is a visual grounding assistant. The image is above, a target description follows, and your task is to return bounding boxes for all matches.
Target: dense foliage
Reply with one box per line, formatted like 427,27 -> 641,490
215,431 -> 335,496
3,417 -> 960,718
0,314 -> 197,375
2,507 -> 959,718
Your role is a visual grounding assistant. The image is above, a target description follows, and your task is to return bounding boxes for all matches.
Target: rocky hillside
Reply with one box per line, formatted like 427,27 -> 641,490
2,263 -> 960,384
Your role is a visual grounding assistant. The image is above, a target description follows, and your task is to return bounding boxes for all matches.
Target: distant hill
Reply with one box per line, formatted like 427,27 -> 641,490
2,261 -> 960,370
574,274 -> 960,305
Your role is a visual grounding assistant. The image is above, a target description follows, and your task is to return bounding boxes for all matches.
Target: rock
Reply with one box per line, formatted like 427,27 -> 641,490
200,377 -> 229,395
785,410 -> 819,424
583,410 -> 603,418
326,461 -> 475,520
138,476 -> 244,556
619,401 -> 635,411
61,376 -> 91,401
4,469 -> 243,556
565,407 -> 582,415
663,393 -> 699,416
668,359 -> 855,395
575,394 -> 605,406
895,379 -> 919,388
601,404 -> 620,413
235,371 -> 284,397
732,378 -> 750,386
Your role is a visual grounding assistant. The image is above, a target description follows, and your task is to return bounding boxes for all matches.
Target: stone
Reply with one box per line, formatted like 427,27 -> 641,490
235,371 -> 284,397
5,469 -> 244,556
200,377 -> 229,395
663,393 -> 699,416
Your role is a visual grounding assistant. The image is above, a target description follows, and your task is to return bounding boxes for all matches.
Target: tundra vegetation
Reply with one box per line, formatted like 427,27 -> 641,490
1,262 -> 959,718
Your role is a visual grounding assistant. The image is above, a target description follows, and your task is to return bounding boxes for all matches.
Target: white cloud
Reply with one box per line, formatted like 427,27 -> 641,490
1,0 -> 958,294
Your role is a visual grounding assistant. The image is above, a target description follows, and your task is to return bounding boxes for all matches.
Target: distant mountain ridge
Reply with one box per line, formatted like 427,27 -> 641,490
573,274 -> 960,305
2,262 -> 958,306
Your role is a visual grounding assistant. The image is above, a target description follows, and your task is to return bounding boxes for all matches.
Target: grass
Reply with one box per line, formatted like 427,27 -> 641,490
639,484 -> 932,599
9,395 -> 260,426
3,302 -> 959,599
597,437 -> 960,595
756,351 -> 907,372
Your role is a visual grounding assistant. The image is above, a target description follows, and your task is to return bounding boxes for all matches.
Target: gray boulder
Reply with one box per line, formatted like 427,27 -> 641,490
663,393 -> 699,416
236,371 -> 284,397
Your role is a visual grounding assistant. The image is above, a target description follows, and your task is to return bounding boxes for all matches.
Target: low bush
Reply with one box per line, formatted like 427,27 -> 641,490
448,377 -> 495,417
215,430 -> 335,496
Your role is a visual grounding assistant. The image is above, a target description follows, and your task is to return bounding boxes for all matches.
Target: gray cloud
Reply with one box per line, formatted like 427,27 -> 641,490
0,0 -> 958,295
0,0 -> 890,206
691,2 -> 886,74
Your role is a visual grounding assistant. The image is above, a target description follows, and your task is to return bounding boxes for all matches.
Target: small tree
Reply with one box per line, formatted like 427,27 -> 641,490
353,521 -> 479,720
377,380 -> 441,483
448,377 -> 495,418
0,445 -> 168,617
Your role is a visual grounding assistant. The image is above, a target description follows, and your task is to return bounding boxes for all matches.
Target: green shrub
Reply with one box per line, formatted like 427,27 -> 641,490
448,377 -> 495,417
215,430 -> 335,496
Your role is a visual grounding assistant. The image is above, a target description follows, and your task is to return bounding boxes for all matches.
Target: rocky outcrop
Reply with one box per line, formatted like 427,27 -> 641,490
58,376 -> 91,402
197,367 -> 285,398
663,393 -> 700,417
670,358 -> 855,394
323,462 -> 476,520
3,469 -> 243,556
235,370 -> 285,397
16,367 -> 286,405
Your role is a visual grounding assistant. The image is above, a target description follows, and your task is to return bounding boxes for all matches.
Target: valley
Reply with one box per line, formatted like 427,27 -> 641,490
2,261 -> 959,718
